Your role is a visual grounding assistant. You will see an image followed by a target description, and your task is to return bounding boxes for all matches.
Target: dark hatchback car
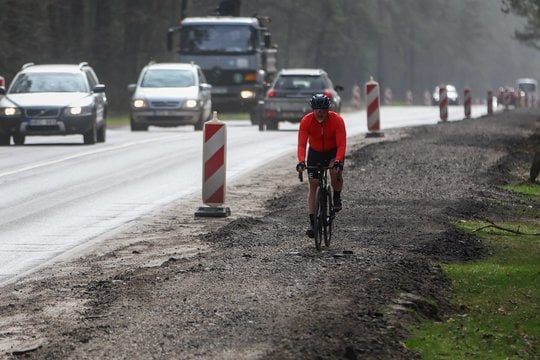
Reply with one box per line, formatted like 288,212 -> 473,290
261,68 -> 343,131
0,62 -> 107,145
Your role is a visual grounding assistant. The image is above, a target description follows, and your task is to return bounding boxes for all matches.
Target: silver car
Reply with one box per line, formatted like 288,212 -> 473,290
0,62 -> 107,145
261,68 -> 343,131
432,84 -> 460,105
128,62 -> 212,131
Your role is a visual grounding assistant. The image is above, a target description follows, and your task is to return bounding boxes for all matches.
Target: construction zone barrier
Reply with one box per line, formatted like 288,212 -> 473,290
464,88 -> 471,119
384,87 -> 393,105
487,90 -> 493,115
439,85 -> 448,122
405,90 -> 413,105
365,77 -> 383,137
424,90 -> 432,106
0,76 -> 4,88
503,89 -> 511,111
195,111 -> 231,217
351,83 -> 361,109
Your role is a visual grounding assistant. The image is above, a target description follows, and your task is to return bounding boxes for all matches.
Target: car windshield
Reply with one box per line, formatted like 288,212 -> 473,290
274,75 -> 325,91
180,25 -> 256,54
141,69 -> 196,88
518,83 -> 536,92
10,73 -> 87,93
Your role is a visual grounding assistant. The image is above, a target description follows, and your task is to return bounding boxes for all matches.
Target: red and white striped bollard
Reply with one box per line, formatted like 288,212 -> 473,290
195,111 -> 230,217
463,88 -> 471,119
439,85 -> 448,122
351,83 -> 361,109
365,77 -> 383,137
487,90 -> 493,115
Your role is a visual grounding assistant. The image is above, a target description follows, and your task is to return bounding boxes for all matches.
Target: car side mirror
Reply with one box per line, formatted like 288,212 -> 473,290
335,85 -> 344,92
93,84 -> 106,93
200,83 -> 212,91
127,84 -> 137,93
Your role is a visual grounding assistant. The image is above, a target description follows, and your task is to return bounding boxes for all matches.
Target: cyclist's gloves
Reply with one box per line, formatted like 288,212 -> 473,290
296,161 -> 306,172
333,160 -> 344,171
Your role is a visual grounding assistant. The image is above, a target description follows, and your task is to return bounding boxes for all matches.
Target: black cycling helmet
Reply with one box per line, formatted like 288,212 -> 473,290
310,94 -> 331,109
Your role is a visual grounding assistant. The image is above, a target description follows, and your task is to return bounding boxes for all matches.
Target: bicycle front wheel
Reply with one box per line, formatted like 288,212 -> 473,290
314,187 -> 325,251
325,185 -> 333,248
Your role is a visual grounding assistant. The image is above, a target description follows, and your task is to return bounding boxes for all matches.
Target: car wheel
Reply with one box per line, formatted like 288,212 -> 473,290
258,117 -> 266,131
97,123 -> 106,143
83,123 -> 97,145
266,121 -> 278,131
194,114 -> 204,131
13,134 -> 25,145
249,109 -> 259,125
130,116 -> 148,131
0,134 -> 10,146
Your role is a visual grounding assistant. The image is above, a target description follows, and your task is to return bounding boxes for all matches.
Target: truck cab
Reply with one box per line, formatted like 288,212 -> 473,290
167,16 -> 277,124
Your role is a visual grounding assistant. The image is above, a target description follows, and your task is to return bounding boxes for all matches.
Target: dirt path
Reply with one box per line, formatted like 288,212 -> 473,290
0,110 -> 538,359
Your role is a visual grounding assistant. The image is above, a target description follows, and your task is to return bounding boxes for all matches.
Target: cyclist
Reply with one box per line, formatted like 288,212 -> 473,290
296,94 -> 346,238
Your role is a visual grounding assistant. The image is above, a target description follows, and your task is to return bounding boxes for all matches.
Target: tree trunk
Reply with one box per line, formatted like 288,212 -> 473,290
529,150 -> 540,183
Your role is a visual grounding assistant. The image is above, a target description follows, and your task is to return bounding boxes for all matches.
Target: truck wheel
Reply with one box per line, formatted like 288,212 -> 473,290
13,134 -> 25,145
249,109 -> 259,125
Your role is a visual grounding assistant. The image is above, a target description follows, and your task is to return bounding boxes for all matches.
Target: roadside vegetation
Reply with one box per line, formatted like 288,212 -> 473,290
106,113 -> 249,129
406,182 -> 540,359
107,114 -> 129,128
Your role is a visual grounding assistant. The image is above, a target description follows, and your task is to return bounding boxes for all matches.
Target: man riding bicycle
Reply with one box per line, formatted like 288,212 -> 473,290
296,94 -> 347,238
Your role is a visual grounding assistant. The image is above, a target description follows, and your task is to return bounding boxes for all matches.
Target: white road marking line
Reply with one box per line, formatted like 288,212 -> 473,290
0,135 -> 180,179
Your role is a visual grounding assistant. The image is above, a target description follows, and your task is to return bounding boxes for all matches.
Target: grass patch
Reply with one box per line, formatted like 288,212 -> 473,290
213,112 -> 250,120
502,182 -> 540,200
107,114 -> 129,127
406,220 -> 540,359
105,113 -> 249,127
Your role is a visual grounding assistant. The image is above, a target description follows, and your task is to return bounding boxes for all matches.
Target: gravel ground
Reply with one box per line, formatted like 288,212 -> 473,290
0,109 -> 538,359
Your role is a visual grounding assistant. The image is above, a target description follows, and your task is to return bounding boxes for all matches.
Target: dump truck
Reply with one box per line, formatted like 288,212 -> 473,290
167,1 -> 277,124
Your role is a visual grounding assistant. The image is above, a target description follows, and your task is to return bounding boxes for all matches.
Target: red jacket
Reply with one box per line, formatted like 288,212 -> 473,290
297,111 -> 346,162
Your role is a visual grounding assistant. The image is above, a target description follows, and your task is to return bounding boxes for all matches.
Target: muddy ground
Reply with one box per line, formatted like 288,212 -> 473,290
0,110 -> 538,359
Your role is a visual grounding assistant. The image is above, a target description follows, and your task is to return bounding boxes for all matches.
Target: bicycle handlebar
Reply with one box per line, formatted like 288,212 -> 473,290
298,165 -> 335,183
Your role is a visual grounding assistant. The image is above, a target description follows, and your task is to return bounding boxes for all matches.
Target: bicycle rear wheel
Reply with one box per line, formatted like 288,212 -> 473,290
314,187 -> 325,251
324,185 -> 333,248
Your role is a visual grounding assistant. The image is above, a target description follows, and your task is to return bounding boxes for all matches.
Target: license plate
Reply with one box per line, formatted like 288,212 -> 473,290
29,119 -> 57,126
281,112 -> 300,118
155,110 -> 171,116
212,87 -> 228,94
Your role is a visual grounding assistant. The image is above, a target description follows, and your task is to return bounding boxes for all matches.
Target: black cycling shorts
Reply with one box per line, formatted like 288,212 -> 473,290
307,147 -> 337,180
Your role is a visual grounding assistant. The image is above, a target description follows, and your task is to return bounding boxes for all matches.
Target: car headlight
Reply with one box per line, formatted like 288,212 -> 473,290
1,107 -> 22,116
182,99 -> 199,109
240,90 -> 255,99
132,99 -> 148,109
64,105 -> 93,116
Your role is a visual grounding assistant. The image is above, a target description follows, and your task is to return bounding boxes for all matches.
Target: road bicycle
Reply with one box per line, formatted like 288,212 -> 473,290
298,164 -> 336,251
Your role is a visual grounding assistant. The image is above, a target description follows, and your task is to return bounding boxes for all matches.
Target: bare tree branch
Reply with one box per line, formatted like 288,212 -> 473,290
473,218 -> 540,236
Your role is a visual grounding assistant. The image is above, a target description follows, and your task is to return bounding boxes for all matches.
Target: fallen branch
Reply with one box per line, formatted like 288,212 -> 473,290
473,218 -> 540,236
